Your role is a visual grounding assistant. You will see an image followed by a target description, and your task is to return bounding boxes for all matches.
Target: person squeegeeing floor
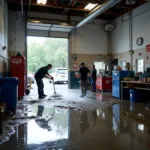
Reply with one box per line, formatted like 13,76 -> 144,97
79,62 -> 90,98
34,64 -> 54,99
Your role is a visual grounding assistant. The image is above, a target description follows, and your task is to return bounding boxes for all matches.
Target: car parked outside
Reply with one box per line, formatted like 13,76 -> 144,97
49,68 -> 68,84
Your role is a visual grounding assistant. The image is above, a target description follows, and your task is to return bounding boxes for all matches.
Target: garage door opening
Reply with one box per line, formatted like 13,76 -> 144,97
27,36 -> 69,94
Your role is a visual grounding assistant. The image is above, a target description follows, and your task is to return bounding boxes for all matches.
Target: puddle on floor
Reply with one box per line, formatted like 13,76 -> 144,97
0,100 -> 150,150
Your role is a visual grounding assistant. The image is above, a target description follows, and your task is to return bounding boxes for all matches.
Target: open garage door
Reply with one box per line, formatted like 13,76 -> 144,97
27,22 -> 73,38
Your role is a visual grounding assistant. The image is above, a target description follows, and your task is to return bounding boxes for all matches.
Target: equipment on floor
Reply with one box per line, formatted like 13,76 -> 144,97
0,77 -> 19,114
50,80 -> 63,98
10,55 -> 30,99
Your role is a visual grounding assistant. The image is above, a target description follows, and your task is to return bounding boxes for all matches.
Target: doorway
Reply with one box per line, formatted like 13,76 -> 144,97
27,36 -> 69,95
94,61 -> 105,75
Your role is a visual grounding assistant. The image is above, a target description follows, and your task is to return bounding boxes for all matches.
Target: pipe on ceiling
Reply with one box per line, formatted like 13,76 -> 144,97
74,0 -> 121,29
21,0 -> 24,15
29,0 -> 32,10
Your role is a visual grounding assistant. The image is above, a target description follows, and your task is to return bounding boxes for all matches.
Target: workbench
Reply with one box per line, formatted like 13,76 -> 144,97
121,81 -> 150,100
0,103 -> 5,134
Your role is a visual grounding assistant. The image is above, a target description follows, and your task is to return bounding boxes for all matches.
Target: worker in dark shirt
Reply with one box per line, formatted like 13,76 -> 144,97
79,62 -> 90,97
35,64 -> 54,99
91,65 -> 97,92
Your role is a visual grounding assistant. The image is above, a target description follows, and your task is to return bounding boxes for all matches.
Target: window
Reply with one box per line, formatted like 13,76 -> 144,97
136,59 -> 144,72
120,60 -> 126,70
94,62 -> 105,75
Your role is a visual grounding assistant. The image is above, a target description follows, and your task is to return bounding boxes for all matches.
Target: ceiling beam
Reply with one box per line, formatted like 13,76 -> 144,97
7,0 -> 91,11
7,0 -> 104,4
8,0 -> 119,16
75,0 -> 102,4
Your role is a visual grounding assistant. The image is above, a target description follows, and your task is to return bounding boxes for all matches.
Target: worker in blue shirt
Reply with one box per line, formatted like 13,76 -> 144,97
35,64 -> 54,99
91,65 -> 97,92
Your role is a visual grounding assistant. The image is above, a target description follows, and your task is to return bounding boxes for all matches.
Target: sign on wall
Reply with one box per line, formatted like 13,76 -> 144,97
146,45 -> 150,52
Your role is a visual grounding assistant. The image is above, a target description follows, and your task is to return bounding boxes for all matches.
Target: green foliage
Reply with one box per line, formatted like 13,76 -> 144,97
27,38 -> 68,73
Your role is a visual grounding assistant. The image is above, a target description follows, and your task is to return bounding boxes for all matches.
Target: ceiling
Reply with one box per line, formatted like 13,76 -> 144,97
7,0 -> 147,21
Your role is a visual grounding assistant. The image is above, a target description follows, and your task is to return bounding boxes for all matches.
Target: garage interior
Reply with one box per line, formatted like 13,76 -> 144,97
1,0 -> 150,149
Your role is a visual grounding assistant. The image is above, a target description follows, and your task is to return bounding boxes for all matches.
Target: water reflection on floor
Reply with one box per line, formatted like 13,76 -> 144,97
1,99 -> 150,150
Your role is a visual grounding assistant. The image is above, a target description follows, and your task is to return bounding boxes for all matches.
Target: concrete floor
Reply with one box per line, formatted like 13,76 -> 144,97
0,79 -> 150,150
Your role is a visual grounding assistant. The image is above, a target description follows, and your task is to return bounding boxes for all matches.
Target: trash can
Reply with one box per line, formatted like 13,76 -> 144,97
130,89 -> 145,102
0,77 -> 19,112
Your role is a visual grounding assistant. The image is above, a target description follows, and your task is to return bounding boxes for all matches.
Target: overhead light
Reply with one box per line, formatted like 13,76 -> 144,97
31,20 -> 40,23
84,3 -> 98,10
37,0 -> 42,4
37,0 -> 47,4
42,0 -> 47,4
61,23 -> 68,26
138,124 -> 144,131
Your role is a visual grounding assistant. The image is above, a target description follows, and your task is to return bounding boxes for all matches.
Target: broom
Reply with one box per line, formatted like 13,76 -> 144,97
50,80 -> 63,98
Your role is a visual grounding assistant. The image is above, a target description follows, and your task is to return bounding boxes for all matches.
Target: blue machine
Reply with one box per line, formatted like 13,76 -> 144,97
112,71 -> 133,99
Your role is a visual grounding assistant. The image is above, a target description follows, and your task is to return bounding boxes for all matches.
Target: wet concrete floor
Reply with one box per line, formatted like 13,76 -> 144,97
0,82 -> 150,150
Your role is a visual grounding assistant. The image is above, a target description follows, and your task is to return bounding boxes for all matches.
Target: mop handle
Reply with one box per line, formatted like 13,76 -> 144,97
53,80 -> 56,93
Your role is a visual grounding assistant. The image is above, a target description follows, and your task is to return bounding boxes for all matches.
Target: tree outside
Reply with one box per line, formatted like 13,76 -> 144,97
27,37 -> 68,74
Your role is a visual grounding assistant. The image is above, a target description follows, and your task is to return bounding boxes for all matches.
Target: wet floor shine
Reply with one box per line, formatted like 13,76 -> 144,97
1,100 -> 150,150
1,83 -> 150,150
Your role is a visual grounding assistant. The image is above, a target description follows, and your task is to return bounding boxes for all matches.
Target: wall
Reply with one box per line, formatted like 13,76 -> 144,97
111,2 -> 150,71
0,0 -> 8,77
8,11 -> 26,57
27,12 -> 108,57
69,19 -> 109,88
9,11 -> 109,61
9,11 -> 109,88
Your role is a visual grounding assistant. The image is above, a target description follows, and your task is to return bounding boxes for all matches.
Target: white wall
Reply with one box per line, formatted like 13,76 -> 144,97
111,16 -> 129,54
8,11 -> 25,53
0,0 -> 8,58
0,0 -> 8,76
27,12 -> 106,25
111,2 -> 150,54
24,12 -> 108,55
132,2 -> 150,50
71,23 -> 108,54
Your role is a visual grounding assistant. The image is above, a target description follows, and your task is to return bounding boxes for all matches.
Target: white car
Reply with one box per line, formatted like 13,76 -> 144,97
49,68 -> 68,84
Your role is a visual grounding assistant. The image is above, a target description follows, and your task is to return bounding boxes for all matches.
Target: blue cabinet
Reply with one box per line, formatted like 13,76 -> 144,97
112,79 -> 120,98
112,71 -> 133,99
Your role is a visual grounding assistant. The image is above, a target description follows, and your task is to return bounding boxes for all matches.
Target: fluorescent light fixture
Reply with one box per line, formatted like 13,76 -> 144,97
61,23 -> 68,26
84,3 -> 98,10
37,0 -> 42,4
42,0 -> 47,4
31,20 -> 40,23
37,0 -> 47,4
